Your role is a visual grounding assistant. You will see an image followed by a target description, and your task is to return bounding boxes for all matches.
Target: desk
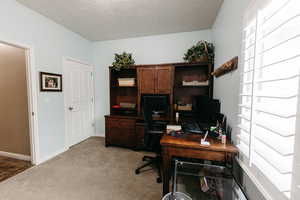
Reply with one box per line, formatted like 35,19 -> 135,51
160,134 -> 238,195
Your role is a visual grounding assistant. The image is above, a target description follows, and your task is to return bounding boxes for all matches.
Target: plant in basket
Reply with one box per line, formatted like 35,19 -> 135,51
183,41 -> 214,63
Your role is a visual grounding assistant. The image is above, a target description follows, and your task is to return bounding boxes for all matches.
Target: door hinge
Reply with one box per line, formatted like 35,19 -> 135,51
90,72 -> 93,77
32,112 -> 35,116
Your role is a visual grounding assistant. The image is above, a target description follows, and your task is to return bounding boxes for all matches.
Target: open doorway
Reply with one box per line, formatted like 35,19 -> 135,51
0,42 -> 38,181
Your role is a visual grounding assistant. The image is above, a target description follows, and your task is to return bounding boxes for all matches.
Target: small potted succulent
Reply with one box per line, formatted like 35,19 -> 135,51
183,41 -> 214,63
111,52 -> 135,71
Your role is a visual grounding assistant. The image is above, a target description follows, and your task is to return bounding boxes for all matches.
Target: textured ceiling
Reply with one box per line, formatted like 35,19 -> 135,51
17,0 -> 223,41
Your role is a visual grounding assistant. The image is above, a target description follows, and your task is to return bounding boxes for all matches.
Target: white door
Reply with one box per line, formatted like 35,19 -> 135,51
64,58 -> 94,147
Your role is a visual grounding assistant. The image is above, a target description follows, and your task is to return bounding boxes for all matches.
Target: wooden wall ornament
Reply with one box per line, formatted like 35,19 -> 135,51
212,56 -> 238,77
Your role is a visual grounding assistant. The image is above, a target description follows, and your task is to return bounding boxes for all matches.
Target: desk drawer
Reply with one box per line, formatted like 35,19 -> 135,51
165,147 -> 226,162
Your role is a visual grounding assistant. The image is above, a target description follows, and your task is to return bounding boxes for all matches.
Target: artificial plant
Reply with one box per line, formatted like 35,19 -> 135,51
111,52 -> 135,71
183,41 -> 214,63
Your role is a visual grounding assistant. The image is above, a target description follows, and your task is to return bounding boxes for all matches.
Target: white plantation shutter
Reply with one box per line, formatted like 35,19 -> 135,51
237,17 -> 257,159
237,0 -> 300,199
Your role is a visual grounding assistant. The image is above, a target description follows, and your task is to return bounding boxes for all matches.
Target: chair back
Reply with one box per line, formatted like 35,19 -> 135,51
142,99 -> 166,152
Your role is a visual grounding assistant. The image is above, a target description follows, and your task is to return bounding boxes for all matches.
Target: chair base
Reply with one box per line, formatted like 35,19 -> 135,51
135,155 -> 162,183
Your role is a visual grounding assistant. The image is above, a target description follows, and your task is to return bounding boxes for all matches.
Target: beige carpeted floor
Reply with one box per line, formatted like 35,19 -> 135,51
0,137 -> 162,200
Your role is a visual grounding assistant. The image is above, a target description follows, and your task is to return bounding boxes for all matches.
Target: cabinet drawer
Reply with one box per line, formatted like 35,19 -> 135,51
119,119 -> 135,128
107,118 -> 120,128
105,117 -> 136,148
107,118 -> 135,129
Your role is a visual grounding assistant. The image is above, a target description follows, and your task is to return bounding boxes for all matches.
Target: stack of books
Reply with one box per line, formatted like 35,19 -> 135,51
118,78 -> 135,87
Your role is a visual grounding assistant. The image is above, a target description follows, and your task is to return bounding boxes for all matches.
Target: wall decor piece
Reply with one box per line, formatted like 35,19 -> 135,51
212,56 -> 238,77
40,72 -> 62,92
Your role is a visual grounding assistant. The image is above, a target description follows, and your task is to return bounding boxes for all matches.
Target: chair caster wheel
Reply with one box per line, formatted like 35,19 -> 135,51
157,177 -> 162,183
135,169 -> 140,174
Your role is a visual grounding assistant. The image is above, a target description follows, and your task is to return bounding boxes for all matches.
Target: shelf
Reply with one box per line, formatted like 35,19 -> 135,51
173,62 -> 211,67
175,85 -> 209,88
112,107 -> 137,111
111,107 -> 137,115
111,86 -> 137,88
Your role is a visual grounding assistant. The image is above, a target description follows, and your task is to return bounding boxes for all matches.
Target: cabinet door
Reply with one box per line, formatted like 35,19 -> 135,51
105,117 -> 136,148
138,67 -> 156,94
135,124 -> 145,148
156,66 -> 173,94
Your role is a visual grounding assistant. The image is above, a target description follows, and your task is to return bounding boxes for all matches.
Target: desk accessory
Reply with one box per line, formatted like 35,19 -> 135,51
175,112 -> 179,123
201,131 -> 210,146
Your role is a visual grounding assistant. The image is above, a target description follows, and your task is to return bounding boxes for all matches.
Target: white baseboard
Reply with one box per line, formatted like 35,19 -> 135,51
93,132 -> 105,137
0,151 -> 31,161
37,147 -> 68,165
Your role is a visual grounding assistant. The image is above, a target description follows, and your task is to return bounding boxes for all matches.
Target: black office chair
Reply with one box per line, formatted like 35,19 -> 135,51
135,98 -> 167,183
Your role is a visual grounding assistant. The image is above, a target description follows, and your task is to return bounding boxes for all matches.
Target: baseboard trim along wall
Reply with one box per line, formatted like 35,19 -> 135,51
0,151 -> 31,161
37,147 -> 68,164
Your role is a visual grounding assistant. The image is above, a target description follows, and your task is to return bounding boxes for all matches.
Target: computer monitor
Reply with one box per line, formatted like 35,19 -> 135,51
142,94 -> 169,116
192,95 -> 221,123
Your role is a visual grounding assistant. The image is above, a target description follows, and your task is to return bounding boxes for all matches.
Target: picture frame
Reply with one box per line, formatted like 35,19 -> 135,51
40,72 -> 63,92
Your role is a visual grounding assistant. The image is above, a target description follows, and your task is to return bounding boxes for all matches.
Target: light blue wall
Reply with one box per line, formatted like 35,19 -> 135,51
0,0 -> 93,162
92,30 -> 212,136
212,0 -> 249,143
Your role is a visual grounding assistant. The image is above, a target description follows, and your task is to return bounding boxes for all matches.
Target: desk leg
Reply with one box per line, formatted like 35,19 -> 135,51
162,148 -> 172,196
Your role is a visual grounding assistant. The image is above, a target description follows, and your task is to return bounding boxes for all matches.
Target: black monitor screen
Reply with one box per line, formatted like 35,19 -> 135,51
142,94 -> 169,114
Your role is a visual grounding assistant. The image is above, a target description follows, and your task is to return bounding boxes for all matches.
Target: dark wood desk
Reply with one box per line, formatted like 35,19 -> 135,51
160,134 -> 238,195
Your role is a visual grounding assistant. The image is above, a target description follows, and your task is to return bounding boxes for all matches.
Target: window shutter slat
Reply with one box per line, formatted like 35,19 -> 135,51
254,125 -> 294,155
252,152 -> 292,192
238,0 -> 299,198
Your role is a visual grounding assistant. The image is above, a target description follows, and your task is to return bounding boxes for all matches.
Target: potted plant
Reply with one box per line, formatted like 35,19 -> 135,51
183,41 -> 214,63
111,52 -> 135,71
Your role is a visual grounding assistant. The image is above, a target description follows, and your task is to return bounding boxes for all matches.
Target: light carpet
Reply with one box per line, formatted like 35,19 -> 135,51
0,137 -> 161,200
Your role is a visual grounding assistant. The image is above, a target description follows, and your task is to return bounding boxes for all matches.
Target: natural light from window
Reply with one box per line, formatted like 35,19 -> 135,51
237,0 -> 300,199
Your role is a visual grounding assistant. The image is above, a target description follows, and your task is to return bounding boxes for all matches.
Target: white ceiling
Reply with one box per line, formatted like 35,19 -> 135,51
17,0 -> 223,41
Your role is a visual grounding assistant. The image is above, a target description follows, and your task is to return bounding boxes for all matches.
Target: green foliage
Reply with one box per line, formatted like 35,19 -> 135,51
183,41 -> 214,63
112,52 -> 135,71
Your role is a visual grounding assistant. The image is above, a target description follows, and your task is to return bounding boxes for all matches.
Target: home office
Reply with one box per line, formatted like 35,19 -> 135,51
0,0 -> 299,200
105,51 -> 241,198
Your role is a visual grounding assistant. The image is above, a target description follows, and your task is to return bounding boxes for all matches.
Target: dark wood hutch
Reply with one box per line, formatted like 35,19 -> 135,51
105,62 -> 214,148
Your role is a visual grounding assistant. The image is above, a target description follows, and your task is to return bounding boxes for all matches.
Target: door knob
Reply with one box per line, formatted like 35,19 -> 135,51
68,107 -> 74,111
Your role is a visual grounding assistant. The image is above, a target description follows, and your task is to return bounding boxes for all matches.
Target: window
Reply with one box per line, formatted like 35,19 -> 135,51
237,0 -> 300,199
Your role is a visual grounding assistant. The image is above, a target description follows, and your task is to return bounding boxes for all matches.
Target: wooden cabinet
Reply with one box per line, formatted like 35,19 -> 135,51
138,67 -> 156,94
105,62 -> 214,149
156,66 -> 173,94
105,116 -> 136,148
137,66 -> 173,94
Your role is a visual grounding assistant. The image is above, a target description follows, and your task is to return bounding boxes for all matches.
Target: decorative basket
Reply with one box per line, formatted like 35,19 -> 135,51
184,40 -> 214,63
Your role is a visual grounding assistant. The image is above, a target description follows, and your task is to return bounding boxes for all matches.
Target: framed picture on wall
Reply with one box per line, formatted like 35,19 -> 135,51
40,72 -> 62,92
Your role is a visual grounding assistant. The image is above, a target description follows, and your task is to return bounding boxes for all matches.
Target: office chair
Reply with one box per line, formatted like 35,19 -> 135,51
135,97 -> 167,183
